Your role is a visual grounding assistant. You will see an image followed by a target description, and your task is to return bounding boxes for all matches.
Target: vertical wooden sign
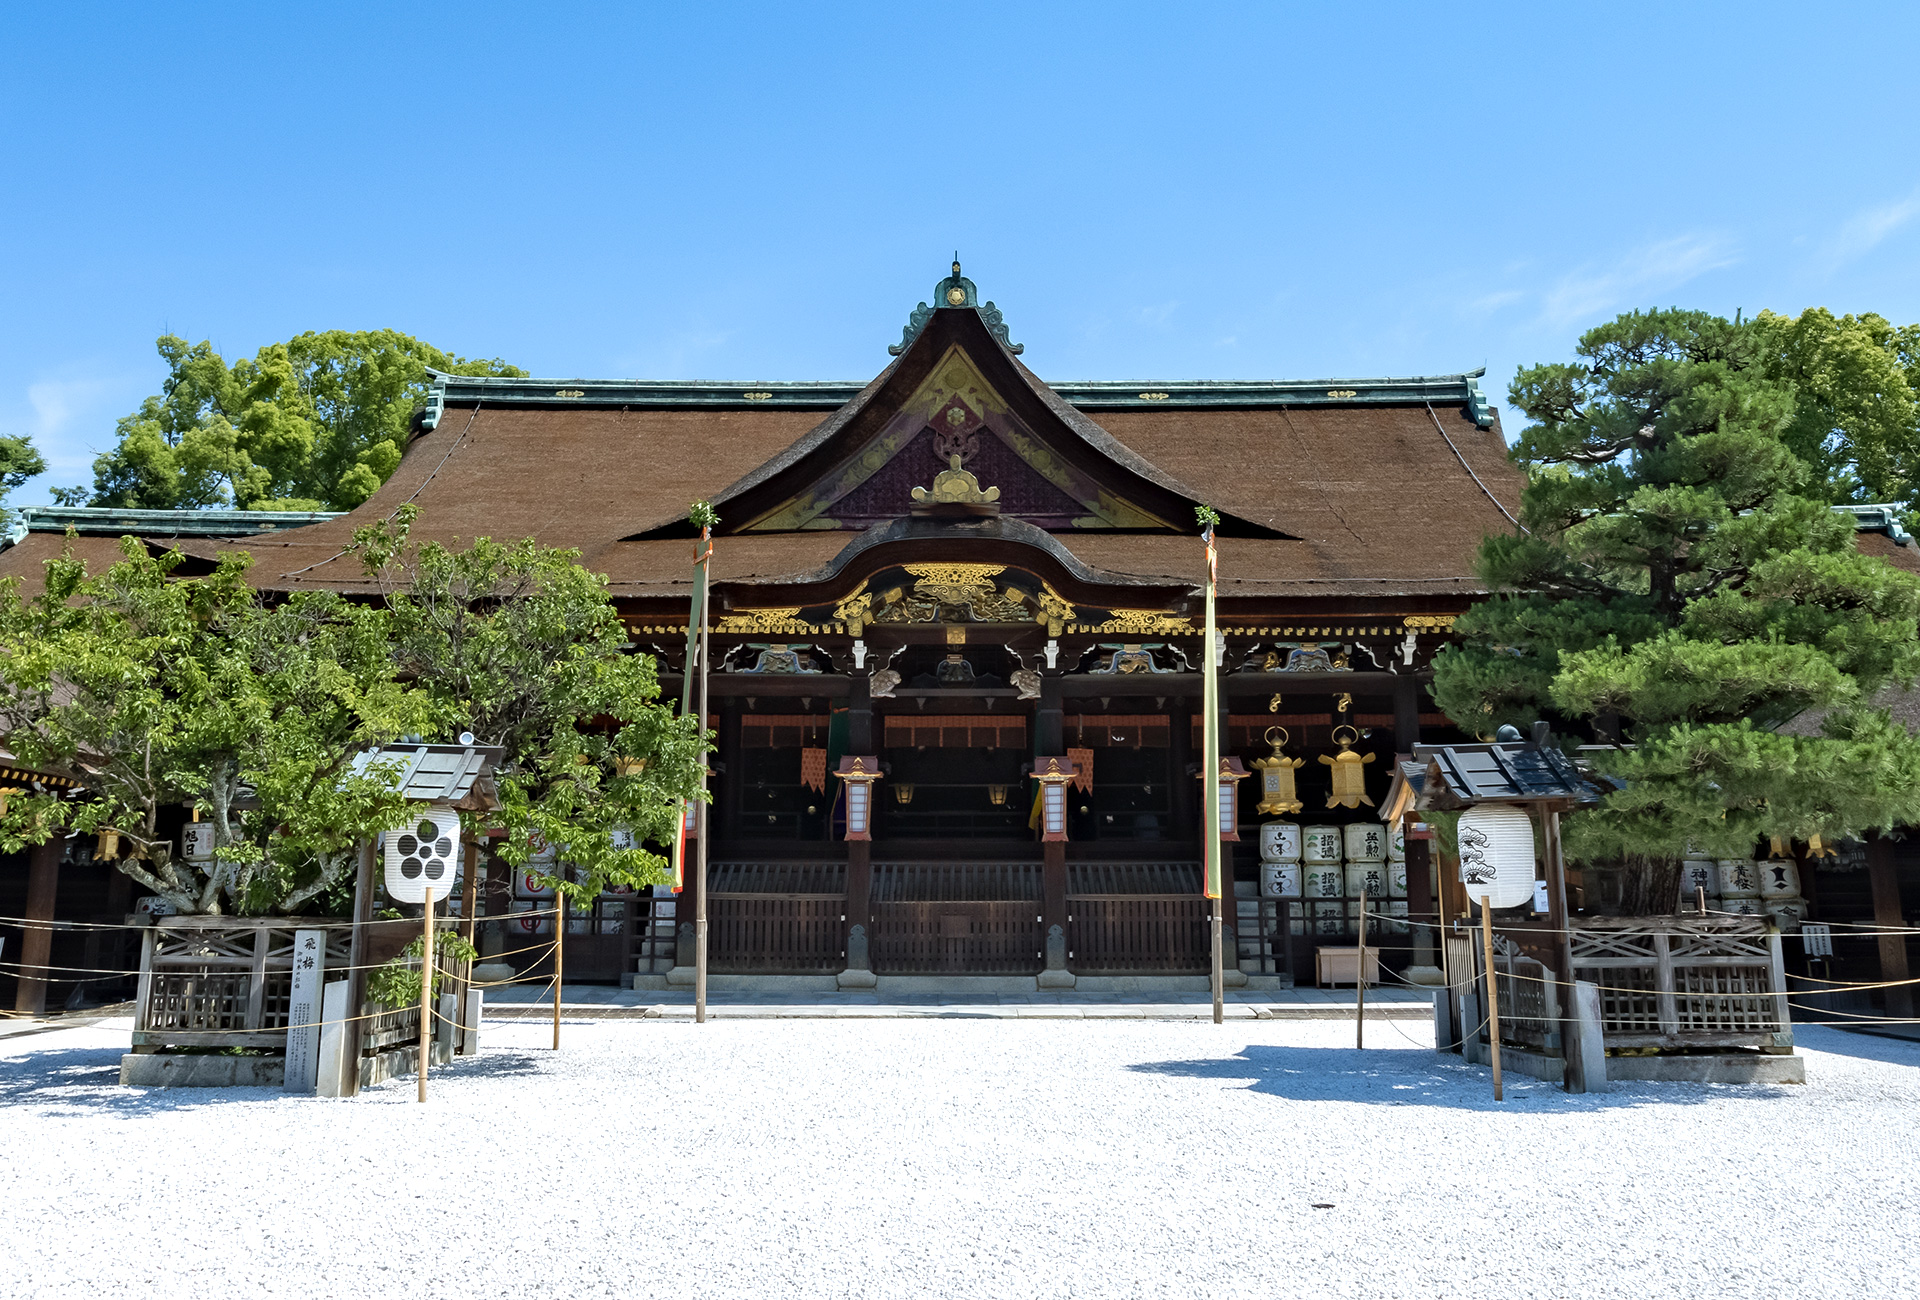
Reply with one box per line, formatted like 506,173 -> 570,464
284,928 -> 325,1094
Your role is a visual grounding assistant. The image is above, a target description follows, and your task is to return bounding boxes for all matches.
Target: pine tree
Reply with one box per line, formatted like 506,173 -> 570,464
1432,308 -> 1920,911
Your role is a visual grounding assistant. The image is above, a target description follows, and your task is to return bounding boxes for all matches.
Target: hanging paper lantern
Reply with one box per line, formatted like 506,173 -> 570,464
383,810 -> 461,905
1456,803 -> 1536,910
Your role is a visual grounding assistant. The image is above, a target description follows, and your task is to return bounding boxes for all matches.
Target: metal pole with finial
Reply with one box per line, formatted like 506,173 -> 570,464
1198,506 -> 1224,1025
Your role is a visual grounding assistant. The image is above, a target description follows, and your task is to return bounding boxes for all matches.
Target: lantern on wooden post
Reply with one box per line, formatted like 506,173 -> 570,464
1456,803 -> 1538,911
1032,756 -> 1077,842
1195,756 -> 1251,842
833,756 -> 883,841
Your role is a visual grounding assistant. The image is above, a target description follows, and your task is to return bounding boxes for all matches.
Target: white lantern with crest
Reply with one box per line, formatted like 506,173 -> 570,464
1456,803 -> 1537,910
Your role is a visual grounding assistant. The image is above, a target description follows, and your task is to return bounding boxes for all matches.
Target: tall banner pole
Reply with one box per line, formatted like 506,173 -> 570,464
1200,507 -> 1223,1025
694,530 -> 712,1026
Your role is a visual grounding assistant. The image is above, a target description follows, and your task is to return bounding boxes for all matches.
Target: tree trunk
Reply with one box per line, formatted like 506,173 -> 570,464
1620,854 -> 1682,916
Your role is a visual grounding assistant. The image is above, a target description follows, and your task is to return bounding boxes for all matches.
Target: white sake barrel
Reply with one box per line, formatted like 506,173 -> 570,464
1287,901 -> 1307,935
1389,860 -> 1409,899
1678,860 -> 1718,903
1311,902 -> 1345,937
1344,901 -> 1378,937
1385,900 -> 1410,934
1387,821 -> 1407,860
1260,861 -> 1303,899
1259,820 -> 1302,863
1344,822 -> 1388,862
1717,859 -> 1761,899
1302,826 -> 1343,864
1765,896 -> 1807,932
1345,862 -> 1388,900
1304,865 -> 1345,900
1720,895 -> 1764,917
1758,858 -> 1801,899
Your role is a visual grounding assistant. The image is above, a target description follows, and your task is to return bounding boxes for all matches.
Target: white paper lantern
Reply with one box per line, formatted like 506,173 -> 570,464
1302,826 -> 1343,864
1716,859 -> 1761,899
1259,821 -> 1302,863
1344,822 -> 1388,862
1387,822 -> 1407,861
383,810 -> 461,905
1260,862 -> 1302,898
1758,859 -> 1801,900
1457,803 -> 1537,910
1344,862 -> 1389,900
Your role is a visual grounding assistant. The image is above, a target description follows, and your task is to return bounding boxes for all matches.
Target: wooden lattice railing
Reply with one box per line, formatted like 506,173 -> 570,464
133,917 -> 352,1051
1569,915 -> 1791,1051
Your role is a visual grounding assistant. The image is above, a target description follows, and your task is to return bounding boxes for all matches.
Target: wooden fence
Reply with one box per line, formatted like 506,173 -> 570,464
869,901 -> 1044,974
1067,897 -> 1210,973
133,917 -> 352,1052
709,896 -> 845,973
1569,914 -> 1790,1050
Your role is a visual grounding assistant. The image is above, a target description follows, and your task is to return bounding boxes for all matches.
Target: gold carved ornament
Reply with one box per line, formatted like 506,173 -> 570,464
1319,724 -> 1375,809
1072,609 -> 1198,636
713,607 -> 815,635
1402,615 -> 1458,632
1250,726 -> 1304,815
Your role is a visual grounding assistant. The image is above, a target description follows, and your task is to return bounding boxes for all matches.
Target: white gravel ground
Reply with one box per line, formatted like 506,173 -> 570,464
4,1016 -> 1917,1300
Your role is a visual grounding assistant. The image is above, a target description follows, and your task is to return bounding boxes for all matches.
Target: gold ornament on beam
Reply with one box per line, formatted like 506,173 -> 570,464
1319,724 -> 1376,809
1251,726 -> 1305,815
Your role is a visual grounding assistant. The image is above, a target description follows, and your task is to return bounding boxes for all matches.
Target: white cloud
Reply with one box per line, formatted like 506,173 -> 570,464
1535,235 -> 1738,327
1823,188 -> 1920,267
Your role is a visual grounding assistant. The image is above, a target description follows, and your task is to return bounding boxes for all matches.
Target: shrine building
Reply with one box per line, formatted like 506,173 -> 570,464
0,263 -> 1526,994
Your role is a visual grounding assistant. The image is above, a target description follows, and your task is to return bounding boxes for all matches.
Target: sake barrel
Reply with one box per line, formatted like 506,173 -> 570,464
1678,860 -> 1718,904
1304,864 -> 1345,900
1344,822 -> 1388,862
1758,858 -> 1802,900
1260,861 -> 1303,899
1387,821 -> 1407,860
1311,901 -> 1345,937
1717,859 -> 1761,899
1259,820 -> 1303,863
1385,900 -> 1410,934
1302,825 -> 1343,864
1765,896 -> 1808,932
1345,862 -> 1389,901
1287,901 -> 1307,935
1344,901 -> 1379,937
1388,860 -> 1409,899
1720,895 -> 1764,917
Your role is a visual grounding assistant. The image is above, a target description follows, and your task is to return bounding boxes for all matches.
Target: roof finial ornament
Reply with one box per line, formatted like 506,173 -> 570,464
888,256 -> 1024,357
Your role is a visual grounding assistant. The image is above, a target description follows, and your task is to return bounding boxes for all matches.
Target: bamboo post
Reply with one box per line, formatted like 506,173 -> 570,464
1200,511 -> 1223,1026
1697,885 -> 1707,916
552,898 -> 564,1050
1481,894 -> 1502,1101
695,549 -> 712,1026
1356,887 -> 1368,1049
418,888 -> 433,1104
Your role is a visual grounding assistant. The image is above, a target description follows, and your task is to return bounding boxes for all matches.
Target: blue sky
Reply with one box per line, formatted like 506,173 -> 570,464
4,2 -> 1917,502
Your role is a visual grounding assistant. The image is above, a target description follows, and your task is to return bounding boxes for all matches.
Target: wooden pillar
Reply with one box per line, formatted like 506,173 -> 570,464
844,839 -> 872,970
1404,832 -> 1436,968
717,706 -> 743,842
12,838 -> 62,1016
1867,834 -> 1914,1021
846,673 -> 874,754
1392,675 -> 1422,755
342,841 -> 375,1098
1168,697 -> 1196,841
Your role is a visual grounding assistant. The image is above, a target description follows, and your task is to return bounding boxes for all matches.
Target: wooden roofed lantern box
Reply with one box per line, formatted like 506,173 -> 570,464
1412,725 -> 1804,1088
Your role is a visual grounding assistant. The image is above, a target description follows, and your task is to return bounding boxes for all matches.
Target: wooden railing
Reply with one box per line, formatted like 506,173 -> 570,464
133,917 -> 351,1052
870,902 -> 1043,974
1067,896 -> 1210,973
1569,915 -> 1790,1051
709,895 -> 845,974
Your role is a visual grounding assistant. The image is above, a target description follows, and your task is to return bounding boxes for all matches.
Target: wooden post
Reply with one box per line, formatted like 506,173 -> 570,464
695,550 -> 712,1027
552,896 -> 564,1050
1210,895 -> 1224,1025
1356,887 -> 1368,1049
12,838 -> 62,1016
1697,885 -> 1707,916
1652,931 -> 1679,1034
343,841 -> 375,1098
418,888 -> 433,1104
1867,835 -> 1913,1021
1539,804 -> 1583,1093
1481,895 -> 1502,1102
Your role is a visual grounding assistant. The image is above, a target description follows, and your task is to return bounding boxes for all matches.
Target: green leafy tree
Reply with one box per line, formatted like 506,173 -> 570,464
0,433 -> 47,527
1433,308 -> 1920,910
0,540 -> 436,913
1753,307 -> 1920,504
350,506 -> 708,903
88,331 -> 524,512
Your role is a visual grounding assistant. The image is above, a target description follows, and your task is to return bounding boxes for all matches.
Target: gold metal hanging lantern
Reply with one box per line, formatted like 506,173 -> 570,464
1251,726 -> 1304,815
1319,724 -> 1376,809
